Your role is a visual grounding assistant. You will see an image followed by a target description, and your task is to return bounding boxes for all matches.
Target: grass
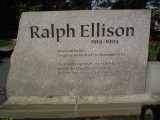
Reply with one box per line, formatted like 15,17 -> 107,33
149,41 -> 160,61
0,40 -> 14,48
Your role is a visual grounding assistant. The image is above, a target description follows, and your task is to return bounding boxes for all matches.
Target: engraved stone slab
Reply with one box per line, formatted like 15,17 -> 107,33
6,10 -> 151,97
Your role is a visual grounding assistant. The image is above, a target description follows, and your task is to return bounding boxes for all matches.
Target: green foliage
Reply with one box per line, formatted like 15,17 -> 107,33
149,42 -> 160,61
108,0 -> 149,9
150,0 -> 160,30
0,40 -> 14,47
14,0 -> 91,23
151,9 -> 160,30
15,1 -> 43,20
99,0 -> 113,8
69,0 -> 91,10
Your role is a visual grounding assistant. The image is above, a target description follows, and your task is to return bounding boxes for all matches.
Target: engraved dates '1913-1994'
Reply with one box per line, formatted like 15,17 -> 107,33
91,39 -> 118,44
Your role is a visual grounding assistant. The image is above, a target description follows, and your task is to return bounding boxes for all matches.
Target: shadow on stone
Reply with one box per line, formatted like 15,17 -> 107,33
0,87 -> 7,105
0,50 -> 12,105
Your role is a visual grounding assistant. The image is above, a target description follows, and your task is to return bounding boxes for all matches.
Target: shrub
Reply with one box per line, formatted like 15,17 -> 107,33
149,41 -> 160,61
0,40 -> 14,48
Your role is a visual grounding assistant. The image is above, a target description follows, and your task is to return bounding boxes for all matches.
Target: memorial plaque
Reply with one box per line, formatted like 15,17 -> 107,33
7,10 -> 151,97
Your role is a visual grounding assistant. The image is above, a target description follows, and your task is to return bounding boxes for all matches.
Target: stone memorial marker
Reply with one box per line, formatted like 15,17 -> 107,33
7,10 -> 151,98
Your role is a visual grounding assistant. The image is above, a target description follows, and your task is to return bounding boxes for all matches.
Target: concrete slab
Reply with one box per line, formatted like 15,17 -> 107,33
146,62 -> 160,93
0,93 -> 160,118
0,96 -> 77,118
76,93 -> 160,117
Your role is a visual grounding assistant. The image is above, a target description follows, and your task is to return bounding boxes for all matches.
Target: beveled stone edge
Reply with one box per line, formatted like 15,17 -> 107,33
0,93 -> 160,118
4,96 -> 77,105
3,93 -> 160,105
77,93 -> 160,104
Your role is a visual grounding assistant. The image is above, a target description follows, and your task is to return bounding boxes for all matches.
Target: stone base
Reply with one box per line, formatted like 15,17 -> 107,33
146,62 -> 160,93
0,93 -> 160,118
